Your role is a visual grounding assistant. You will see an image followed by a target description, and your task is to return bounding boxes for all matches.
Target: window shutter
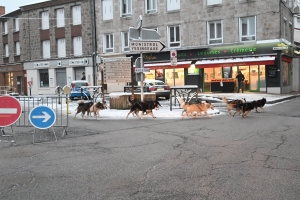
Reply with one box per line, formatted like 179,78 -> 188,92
15,18 -> 19,31
103,0 -> 113,20
58,38 -> 66,57
207,0 -> 222,6
4,21 -> 8,34
15,42 -> 20,55
73,36 -> 82,56
5,44 -> 9,57
42,11 -> 49,29
72,6 -> 81,25
57,9 -> 65,27
43,40 -> 50,58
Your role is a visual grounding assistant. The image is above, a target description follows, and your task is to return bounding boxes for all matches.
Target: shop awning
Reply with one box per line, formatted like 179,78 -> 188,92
142,61 -> 191,69
195,56 -> 276,68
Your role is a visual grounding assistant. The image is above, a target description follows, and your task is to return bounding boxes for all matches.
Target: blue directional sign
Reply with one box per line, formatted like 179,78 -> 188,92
29,106 -> 56,129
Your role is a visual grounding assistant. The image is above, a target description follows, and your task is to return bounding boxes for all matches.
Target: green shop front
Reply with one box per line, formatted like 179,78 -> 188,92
129,41 -> 293,94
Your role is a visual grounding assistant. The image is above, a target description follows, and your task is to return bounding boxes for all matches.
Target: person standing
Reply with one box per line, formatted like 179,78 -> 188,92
236,71 -> 245,93
81,72 -> 86,80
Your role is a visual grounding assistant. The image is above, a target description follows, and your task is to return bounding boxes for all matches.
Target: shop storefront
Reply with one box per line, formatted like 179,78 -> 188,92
129,40 -> 293,94
0,64 -> 26,95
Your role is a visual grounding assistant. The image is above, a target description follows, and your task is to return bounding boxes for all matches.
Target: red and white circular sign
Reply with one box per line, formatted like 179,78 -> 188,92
0,96 -> 22,127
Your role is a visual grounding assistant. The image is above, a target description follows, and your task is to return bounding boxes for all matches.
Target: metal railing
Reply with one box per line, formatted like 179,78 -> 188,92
0,86 -> 18,95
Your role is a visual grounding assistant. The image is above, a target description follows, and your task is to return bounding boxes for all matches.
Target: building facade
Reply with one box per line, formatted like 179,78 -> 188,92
95,0 -> 298,94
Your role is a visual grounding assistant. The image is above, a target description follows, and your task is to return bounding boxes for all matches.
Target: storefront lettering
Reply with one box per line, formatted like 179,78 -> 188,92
0,67 -> 13,72
230,47 -> 257,53
177,53 -> 187,58
143,54 -> 157,61
197,50 -> 221,56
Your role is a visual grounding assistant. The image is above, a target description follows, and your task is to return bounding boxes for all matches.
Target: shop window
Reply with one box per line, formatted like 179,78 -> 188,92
146,0 -> 157,14
168,25 -> 181,47
72,5 -> 81,25
41,11 -> 49,30
165,68 -> 184,86
167,0 -> 180,11
103,33 -> 114,53
103,0 -> 113,20
145,70 -> 155,80
239,16 -> 256,42
39,69 -> 49,87
56,8 -> 65,27
208,20 -> 223,44
121,0 -> 132,17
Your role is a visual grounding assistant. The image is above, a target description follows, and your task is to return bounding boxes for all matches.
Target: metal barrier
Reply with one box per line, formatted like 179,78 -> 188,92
14,96 -> 69,144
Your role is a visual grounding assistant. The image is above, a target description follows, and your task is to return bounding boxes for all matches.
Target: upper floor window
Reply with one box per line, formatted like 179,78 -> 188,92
41,11 -> 49,30
73,36 -> 82,56
3,44 -> 9,57
146,0 -> 157,14
207,20 -> 223,44
239,16 -> 256,42
56,8 -> 65,27
121,31 -> 129,52
207,0 -> 222,6
121,0 -> 132,17
168,25 -> 180,47
57,38 -> 66,57
15,42 -> 20,55
42,40 -> 50,58
103,0 -> 113,20
103,33 -> 114,53
72,5 -> 81,25
14,18 -> 19,32
167,0 -> 180,11
2,21 -> 8,34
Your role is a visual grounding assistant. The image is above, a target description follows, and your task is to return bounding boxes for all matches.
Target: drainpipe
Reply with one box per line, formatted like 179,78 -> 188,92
90,0 -> 97,86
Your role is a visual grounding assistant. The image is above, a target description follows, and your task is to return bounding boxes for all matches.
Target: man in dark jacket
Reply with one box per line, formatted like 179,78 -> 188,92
236,71 -> 245,93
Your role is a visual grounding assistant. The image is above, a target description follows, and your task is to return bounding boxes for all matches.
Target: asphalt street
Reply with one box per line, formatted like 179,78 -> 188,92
0,95 -> 300,199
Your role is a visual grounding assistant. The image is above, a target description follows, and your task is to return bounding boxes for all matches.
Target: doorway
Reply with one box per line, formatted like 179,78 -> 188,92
56,69 -> 67,87
250,65 -> 259,91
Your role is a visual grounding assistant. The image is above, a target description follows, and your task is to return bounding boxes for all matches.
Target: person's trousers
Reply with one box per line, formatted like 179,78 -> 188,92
237,81 -> 244,93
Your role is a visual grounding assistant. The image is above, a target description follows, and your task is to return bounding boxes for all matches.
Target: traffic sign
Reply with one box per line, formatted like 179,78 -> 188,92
129,28 -> 161,40
130,40 -> 165,52
0,96 -> 22,127
135,68 -> 150,73
170,49 -> 177,58
273,46 -> 288,50
29,106 -> 56,129
171,58 -> 177,66
28,81 -> 33,87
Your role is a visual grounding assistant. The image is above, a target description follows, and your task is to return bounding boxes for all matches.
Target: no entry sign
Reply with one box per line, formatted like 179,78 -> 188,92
0,96 -> 22,127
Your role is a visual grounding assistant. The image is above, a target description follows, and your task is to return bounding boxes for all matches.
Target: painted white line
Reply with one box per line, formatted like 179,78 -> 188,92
0,108 -> 17,114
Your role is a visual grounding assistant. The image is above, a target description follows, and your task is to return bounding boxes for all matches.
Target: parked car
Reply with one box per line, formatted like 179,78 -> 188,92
143,80 -> 171,100
69,80 -> 91,100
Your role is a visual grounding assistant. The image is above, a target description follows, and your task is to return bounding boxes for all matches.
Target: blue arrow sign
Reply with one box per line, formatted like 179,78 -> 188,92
29,106 -> 56,129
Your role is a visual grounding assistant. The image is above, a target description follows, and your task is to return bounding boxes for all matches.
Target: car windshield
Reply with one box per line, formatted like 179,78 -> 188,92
73,82 -> 87,87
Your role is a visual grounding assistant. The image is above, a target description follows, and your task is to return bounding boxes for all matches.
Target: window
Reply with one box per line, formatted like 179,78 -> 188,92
39,69 -> 49,87
240,16 -> 256,42
42,40 -> 50,59
121,31 -> 129,52
3,44 -> 9,57
73,36 -> 82,56
56,8 -> 65,27
57,38 -> 66,57
121,0 -> 132,17
207,20 -> 223,44
103,33 -> 114,53
146,0 -> 157,14
15,42 -> 20,55
14,18 -> 19,31
103,0 -> 113,20
72,5 -> 81,25
167,0 -> 180,11
207,0 -> 222,6
41,11 -> 49,30
168,25 -> 180,47
2,21 -> 7,34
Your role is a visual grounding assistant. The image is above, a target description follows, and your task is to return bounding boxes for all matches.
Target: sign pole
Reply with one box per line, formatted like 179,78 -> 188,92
131,56 -> 134,101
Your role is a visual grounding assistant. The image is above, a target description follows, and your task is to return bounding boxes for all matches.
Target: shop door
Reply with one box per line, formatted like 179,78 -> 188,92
259,65 -> 266,92
250,65 -> 259,91
17,76 -> 24,95
56,69 -> 67,87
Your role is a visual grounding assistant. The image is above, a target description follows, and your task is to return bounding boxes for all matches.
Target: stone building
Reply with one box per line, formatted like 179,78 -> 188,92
95,0 -> 298,94
18,0 -> 95,96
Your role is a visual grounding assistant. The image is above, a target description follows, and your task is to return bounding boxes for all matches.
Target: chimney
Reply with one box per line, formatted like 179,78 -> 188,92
0,6 -> 5,15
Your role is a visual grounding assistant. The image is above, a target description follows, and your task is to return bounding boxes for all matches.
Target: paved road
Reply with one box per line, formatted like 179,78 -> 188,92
0,98 -> 300,199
